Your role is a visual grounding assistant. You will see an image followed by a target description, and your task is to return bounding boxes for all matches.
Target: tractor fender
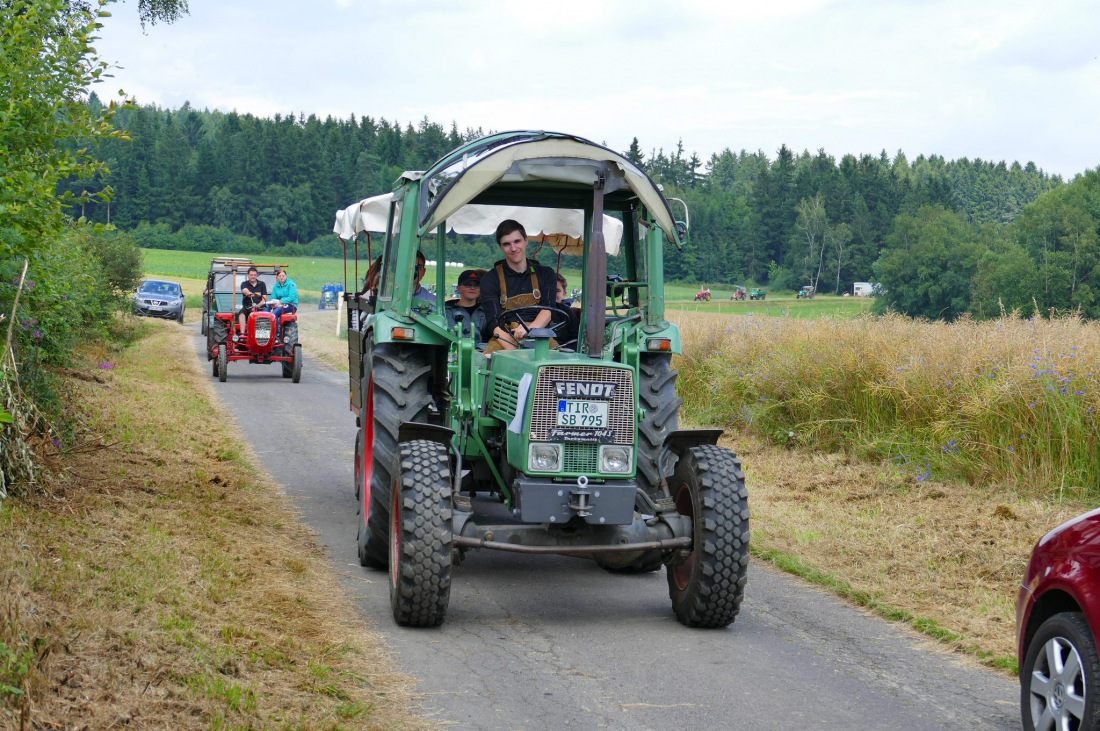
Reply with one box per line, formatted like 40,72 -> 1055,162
397,422 -> 455,451
663,428 -> 724,458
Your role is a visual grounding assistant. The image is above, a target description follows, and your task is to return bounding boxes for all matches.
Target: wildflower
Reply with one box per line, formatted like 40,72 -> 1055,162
52,437 -> 60,448
99,362 -> 114,370
32,330 -> 42,339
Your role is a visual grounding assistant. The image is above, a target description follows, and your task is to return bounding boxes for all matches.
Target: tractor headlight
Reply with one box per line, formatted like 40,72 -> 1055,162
598,445 -> 632,473
528,443 -> 562,472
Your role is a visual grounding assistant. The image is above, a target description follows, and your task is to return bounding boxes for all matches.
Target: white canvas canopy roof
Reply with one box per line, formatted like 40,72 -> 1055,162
333,193 -> 625,256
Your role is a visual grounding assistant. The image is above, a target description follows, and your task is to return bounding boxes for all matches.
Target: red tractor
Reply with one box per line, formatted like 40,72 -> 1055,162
206,262 -> 302,383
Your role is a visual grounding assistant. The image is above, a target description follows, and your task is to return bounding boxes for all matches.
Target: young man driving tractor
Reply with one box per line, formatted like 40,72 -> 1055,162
479,219 -> 557,352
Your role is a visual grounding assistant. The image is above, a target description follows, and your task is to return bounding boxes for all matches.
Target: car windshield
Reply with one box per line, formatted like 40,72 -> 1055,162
140,281 -> 180,296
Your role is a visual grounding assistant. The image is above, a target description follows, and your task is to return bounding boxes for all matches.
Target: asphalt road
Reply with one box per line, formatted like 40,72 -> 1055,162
195,319 -> 1021,730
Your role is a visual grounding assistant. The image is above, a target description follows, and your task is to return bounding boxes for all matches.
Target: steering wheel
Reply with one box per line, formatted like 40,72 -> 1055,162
495,305 -> 572,344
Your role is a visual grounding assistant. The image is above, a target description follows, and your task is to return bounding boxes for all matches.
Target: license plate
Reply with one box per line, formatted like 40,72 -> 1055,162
149,305 -> 162,311
557,399 -> 609,428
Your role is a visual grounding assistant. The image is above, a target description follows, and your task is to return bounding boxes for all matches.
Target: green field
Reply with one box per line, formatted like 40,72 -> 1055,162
142,248 -> 874,318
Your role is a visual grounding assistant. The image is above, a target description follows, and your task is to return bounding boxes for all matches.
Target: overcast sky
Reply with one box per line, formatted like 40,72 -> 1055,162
92,0 -> 1100,180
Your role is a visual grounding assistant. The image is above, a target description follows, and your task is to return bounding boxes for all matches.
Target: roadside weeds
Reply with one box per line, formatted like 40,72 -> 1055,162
0,320 -> 430,729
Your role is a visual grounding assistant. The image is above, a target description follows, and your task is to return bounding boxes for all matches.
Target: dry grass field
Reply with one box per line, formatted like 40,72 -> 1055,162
292,306 -> 1098,668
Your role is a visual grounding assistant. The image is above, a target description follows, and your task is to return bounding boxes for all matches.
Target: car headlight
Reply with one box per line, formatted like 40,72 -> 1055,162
598,445 -> 632,473
528,443 -> 562,472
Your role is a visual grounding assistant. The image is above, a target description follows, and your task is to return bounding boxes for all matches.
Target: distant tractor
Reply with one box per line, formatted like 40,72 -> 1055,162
319,282 -> 344,310
749,288 -> 766,300
797,285 -> 815,299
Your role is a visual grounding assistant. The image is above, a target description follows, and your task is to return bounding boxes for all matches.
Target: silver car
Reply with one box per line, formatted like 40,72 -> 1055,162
133,279 -> 186,323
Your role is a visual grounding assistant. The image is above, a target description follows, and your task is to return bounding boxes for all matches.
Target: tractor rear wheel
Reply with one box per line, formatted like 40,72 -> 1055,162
599,353 -> 683,575
356,342 -> 433,569
389,439 -> 453,627
666,444 -> 749,628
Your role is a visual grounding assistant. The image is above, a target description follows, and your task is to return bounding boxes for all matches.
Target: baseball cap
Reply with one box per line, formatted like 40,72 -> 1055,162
457,270 -> 480,286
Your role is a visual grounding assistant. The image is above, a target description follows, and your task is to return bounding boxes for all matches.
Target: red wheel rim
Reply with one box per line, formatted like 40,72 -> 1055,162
361,377 -> 374,526
671,482 -> 696,590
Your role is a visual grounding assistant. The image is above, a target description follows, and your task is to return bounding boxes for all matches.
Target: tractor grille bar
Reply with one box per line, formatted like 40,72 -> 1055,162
530,365 -> 634,445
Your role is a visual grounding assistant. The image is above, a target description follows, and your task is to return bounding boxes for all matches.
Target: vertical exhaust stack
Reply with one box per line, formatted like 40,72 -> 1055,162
585,173 -> 607,357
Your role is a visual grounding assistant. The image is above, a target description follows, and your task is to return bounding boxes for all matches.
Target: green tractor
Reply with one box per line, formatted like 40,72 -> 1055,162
336,131 -> 749,628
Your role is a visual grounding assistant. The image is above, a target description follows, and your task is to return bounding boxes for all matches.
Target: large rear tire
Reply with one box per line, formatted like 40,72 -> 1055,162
599,353 -> 683,575
666,444 -> 749,628
356,342 -> 433,569
389,439 -> 453,627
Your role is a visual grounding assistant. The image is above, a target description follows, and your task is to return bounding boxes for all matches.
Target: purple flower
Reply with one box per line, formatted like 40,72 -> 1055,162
32,330 -> 41,338
99,362 -> 114,370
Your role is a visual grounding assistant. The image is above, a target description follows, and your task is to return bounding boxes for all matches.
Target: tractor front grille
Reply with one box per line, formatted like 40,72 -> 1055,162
254,318 -> 273,346
489,376 -> 520,422
530,365 -> 634,445
563,443 -> 600,473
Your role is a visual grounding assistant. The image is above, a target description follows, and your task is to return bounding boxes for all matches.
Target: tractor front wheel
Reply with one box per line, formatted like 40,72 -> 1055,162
389,439 -> 453,627
217,346 -> 228,382
291,344 -> 302,383
666,444 -> 749,628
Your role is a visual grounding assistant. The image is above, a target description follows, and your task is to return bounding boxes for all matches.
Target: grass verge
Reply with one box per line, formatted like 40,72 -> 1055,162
0,320 -> 428,729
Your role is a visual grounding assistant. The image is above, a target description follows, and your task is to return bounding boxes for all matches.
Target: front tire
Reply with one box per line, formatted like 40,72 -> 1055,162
1022,612 -> 1100,731
389,439 -> 453,627
217,346 -> 228,383
666,444 -> 749,628
291,344 -> 302,383
356,342 -> 433,569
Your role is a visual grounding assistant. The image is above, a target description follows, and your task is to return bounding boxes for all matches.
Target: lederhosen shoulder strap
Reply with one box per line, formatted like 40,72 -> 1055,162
496,261 -> 541,306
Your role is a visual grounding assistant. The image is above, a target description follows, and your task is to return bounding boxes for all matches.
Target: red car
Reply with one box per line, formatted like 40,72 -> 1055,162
1017,507 -> 1100,730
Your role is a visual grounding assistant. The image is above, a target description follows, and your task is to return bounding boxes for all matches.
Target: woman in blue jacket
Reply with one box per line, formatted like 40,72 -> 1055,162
269,269 -> 299,330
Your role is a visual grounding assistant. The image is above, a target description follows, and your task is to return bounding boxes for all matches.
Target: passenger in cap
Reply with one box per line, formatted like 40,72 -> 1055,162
444,269 -> 487,341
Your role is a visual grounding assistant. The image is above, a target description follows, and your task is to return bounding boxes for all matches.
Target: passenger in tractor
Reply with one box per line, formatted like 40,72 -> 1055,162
268,268 -> 298,336
554,273 -> 579,345
444,269 -> 486,342
480,219 -> 557,353
237,266 -> 268,339
412,251 -> 435,310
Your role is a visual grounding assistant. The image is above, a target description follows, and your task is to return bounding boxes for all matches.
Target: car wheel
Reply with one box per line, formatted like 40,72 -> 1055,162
1022,612 -> 1100,731
666,444 -> 750,628
389,439 -> 453,627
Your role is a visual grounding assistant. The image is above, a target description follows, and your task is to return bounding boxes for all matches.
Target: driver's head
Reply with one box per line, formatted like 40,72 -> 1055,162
247,266 -> 259,283
495,220 -> 528,268
415,251 -> 426,286
555,273 -> 567,303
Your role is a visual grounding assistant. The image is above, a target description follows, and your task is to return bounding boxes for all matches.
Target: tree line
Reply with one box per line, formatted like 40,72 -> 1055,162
64,99 -> 1100,319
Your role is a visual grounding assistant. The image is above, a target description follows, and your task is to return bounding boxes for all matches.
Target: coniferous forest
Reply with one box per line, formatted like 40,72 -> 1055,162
64,96 -> 1100,321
